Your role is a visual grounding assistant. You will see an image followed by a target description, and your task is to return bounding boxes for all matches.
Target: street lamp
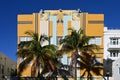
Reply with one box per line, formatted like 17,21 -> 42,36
106,71 -> 110,80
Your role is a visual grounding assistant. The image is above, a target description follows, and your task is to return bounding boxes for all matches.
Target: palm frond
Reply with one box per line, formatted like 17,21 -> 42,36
18,41 -> 32,49
25,31 -> 34,36
17,55 -> 33,76
17,49 -> 34,58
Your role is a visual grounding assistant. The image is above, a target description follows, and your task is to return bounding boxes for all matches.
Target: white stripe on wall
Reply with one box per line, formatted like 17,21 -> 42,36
72,21 -> 80,31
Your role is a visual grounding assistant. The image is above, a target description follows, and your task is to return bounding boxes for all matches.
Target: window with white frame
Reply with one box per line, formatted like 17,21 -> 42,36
110,38 -> 119,45
20,36 -> 32,42
110,50 -> 119,57
89,37 -> 102,45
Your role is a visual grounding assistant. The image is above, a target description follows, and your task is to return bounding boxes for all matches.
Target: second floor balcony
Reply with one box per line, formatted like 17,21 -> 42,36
107,43 -> 120,50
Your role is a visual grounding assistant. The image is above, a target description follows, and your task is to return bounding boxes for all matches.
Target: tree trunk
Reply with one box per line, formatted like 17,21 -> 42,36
48,60 -> 55,71
31,61 -> 37,77
69,50 -> 78,80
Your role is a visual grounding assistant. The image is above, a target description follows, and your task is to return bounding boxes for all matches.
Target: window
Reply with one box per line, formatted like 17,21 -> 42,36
110,50 -> 119,57
93,57 -> 101,66
67,57 -> 71,66
1,65 -> 4,74
56,36 -> 62,45
8,68 -> 9,73
110,38 -> 119,45
0,64 -> 1,74
89,37 -> 102,45
20,37 -> 32,42
96,58 -> 101,63
119,68 -> 120,74
58,56 -> 62,63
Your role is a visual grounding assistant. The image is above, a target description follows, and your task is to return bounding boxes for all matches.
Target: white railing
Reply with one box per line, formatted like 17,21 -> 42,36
107,43 -> 120,49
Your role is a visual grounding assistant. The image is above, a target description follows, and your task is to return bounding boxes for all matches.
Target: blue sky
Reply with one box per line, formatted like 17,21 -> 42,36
0,0 -> 120,61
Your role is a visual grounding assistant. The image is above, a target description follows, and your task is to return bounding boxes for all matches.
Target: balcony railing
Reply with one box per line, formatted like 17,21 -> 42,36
107,43 -> 120,49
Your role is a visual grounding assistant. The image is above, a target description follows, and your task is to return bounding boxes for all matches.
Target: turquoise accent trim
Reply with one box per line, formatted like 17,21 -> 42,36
50,16 -> 57,45
63,16 -> 72,36
62,16 -> 72,65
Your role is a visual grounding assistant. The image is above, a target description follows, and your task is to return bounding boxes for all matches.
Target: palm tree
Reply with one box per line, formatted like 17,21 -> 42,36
59,28 -> 100,80
79,53 -> 105,80
45,49 -> 71,80
17,31 -> 58,77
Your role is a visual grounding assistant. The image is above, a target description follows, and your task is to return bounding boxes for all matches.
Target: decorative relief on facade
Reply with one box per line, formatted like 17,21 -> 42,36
72,11 -> 80,21
40,11 -> 49,21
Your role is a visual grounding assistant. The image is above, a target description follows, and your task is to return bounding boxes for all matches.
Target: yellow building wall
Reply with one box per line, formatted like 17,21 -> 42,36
57,12 -> 63,20
68,21 -> 72,35
17,14 -> 37,76
38,13 -> 40,38
80,53 -> 103,76
17,59 -> 32,76
49,21 -> 53,36
86,24 -> 104,36
81,13 -> 104,77
87,14 -> 104,20
85,13 -> 104,48
85,14 -> 104,36
17,14 -> 36,43
57,23 -> 63,36
21,66 -> 31,76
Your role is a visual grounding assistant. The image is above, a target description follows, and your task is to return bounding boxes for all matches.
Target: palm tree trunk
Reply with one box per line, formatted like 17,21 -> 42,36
87,70 -> 90,80
48,60 -> 55,71
100,74 -> 107,80
80,70 -> 87,79
69,50 -> 78,80
31,62 -> 37,77
37,64 -> 41,77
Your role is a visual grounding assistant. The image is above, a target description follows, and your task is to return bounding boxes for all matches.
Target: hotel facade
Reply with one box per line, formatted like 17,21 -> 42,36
17,10 -> 104,79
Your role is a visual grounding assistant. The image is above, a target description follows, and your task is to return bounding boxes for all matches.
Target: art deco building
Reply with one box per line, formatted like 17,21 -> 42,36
17,9 -> 104,79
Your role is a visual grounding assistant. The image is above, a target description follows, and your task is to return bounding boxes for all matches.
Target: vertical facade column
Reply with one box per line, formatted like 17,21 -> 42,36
61,16 -> 72,64
63,15 -> 72,36
35,13 -> 38,33
50,16 -> 57,45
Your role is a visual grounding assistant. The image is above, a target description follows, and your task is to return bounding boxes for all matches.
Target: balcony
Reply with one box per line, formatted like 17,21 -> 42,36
107,43 -> 120,50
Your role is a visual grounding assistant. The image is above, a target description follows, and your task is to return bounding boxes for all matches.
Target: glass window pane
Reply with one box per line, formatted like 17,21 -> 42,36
20,37 -> 32,42
89,37 -> 101,45
119,68 -> 120,74
56,36 -> 62,45
96,58 -> 101,63
96,37 -> 102,45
